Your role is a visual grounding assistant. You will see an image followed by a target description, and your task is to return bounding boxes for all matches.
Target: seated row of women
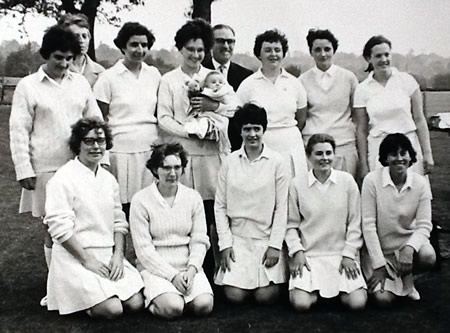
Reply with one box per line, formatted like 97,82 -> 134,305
43,104 -> 436,319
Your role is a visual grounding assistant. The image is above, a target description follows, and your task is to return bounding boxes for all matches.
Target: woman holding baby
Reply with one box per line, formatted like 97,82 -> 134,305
157,19 -> 236,278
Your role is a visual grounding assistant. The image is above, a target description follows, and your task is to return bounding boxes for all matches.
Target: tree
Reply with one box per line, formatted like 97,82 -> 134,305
191,0 -> 214,22
0,0 -> 145,60
3,42 -> 43,77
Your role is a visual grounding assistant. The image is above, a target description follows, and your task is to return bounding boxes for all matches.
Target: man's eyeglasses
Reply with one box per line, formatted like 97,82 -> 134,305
215,38 -> 235,45
82,137 -> 106,146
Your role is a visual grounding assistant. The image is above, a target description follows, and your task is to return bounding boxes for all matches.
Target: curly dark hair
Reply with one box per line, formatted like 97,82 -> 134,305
253,29 -> 289,58
69,117 -> 113,155
146,143 -> 189,179
362,35 -> 392,72
174,18 -> 214,52
39,25 -> 81,59
306,28 -> 339,53
233,103 -> 268,132
378,133 -> 417,167
305,133 -> 336,156
114,22 -> 156,53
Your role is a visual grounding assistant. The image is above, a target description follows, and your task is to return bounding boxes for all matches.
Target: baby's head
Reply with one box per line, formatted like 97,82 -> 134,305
204,71 -> 226,92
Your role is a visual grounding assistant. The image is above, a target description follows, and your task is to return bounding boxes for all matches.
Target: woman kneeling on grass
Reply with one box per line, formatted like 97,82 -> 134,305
214,103 -> 289,304
130,143 -> 213,319
285,134 -> 367,311
44,117 -> 144,318
361,133 -> 436,306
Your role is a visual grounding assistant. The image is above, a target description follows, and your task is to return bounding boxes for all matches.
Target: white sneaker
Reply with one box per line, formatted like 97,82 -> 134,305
407,288 -> 421,301
40,295 -> 48,307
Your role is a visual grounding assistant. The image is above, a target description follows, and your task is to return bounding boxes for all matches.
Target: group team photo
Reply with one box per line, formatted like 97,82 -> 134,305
1,0 -> 449,332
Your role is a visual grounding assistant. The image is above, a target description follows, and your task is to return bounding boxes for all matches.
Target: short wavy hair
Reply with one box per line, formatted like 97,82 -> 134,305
233,103 -> 268,132
175,18 -> 214,51
305,133 -> 336,156
39,25 -> 81,59
69,117 -> 113,155
253,29 -> 289,58
58,13 -> 90,31
146,143 -> 189,179
362,35 -> 392,72
114,22 -> 156,53
306,28 -> 339,53
378,133 -> 417,167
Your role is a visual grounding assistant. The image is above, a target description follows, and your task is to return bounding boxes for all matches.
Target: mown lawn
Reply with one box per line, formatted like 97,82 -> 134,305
0,105 -> 449,332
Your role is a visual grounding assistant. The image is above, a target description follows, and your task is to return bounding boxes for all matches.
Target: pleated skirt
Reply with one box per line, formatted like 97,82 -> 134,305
47,244 -> 144,315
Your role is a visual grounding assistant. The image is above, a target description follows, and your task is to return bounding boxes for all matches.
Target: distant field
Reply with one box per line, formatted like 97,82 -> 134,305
424,91 -> 450,117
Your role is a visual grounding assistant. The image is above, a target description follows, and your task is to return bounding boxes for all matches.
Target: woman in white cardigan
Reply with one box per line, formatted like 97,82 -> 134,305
44,118 -> 144,318
130,143 -> 213,319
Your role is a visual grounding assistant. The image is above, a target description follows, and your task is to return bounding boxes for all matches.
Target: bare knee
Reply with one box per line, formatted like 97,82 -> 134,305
123,291 -> 144,313
187,294 -> 214,316
224,286 -> 250,304
289,290 -> 317,312
152,294 -> 184,320
373,291 -> 396,308
254,285 -> 280,305
341,289 -> 367,311
89,297 -> 123,320
416,243 -> 436,269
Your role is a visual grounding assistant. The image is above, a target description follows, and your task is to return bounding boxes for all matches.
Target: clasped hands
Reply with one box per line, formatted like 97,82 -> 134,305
171,265 -> 197,295
81,250 -> 124,282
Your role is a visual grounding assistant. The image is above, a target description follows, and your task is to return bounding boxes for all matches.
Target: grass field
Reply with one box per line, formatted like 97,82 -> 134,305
0,105 -> 449,332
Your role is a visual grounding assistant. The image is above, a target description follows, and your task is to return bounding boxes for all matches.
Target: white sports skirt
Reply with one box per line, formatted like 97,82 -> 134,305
47,244 -> 144,315
19,171 -> 55,218
109,151 -> 154,204
289,255 -> 366,298
140,269 -> 213,307
214,235 -> 288,290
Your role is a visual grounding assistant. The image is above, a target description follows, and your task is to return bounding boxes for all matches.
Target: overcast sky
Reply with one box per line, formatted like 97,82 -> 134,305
0,0 -> 449,56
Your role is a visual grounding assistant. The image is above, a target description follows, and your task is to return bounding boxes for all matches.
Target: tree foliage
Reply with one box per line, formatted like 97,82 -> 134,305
0,0 -> 145,59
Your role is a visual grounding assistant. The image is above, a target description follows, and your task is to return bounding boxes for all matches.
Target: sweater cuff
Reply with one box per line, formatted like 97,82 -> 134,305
288,243 -> 305,257
15,163 -> 36,181
341,246 -> 357,260
406,233 -> 429,252
371,257 -> 387,270
218,232 -> 233,251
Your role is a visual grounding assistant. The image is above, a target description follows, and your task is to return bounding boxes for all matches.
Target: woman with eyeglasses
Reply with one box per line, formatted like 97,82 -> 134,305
9,25 -> 104,306
44,117 -> 144,318
130,143 -> 213,319
157,19 -> 236,279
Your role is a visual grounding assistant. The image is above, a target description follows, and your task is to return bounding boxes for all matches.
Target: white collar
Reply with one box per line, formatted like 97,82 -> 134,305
308,168 -> 338,187
212,58 -> 230,71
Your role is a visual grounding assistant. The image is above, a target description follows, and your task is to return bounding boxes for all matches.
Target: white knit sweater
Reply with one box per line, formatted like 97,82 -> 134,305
9,67 -> 102,181
130,182 -> 210,281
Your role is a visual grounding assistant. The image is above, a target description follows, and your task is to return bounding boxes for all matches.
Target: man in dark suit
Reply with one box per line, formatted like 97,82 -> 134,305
203,24 -> 253,151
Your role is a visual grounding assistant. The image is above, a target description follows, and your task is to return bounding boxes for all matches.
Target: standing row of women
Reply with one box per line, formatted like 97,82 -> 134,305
10,15 -> 436,319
